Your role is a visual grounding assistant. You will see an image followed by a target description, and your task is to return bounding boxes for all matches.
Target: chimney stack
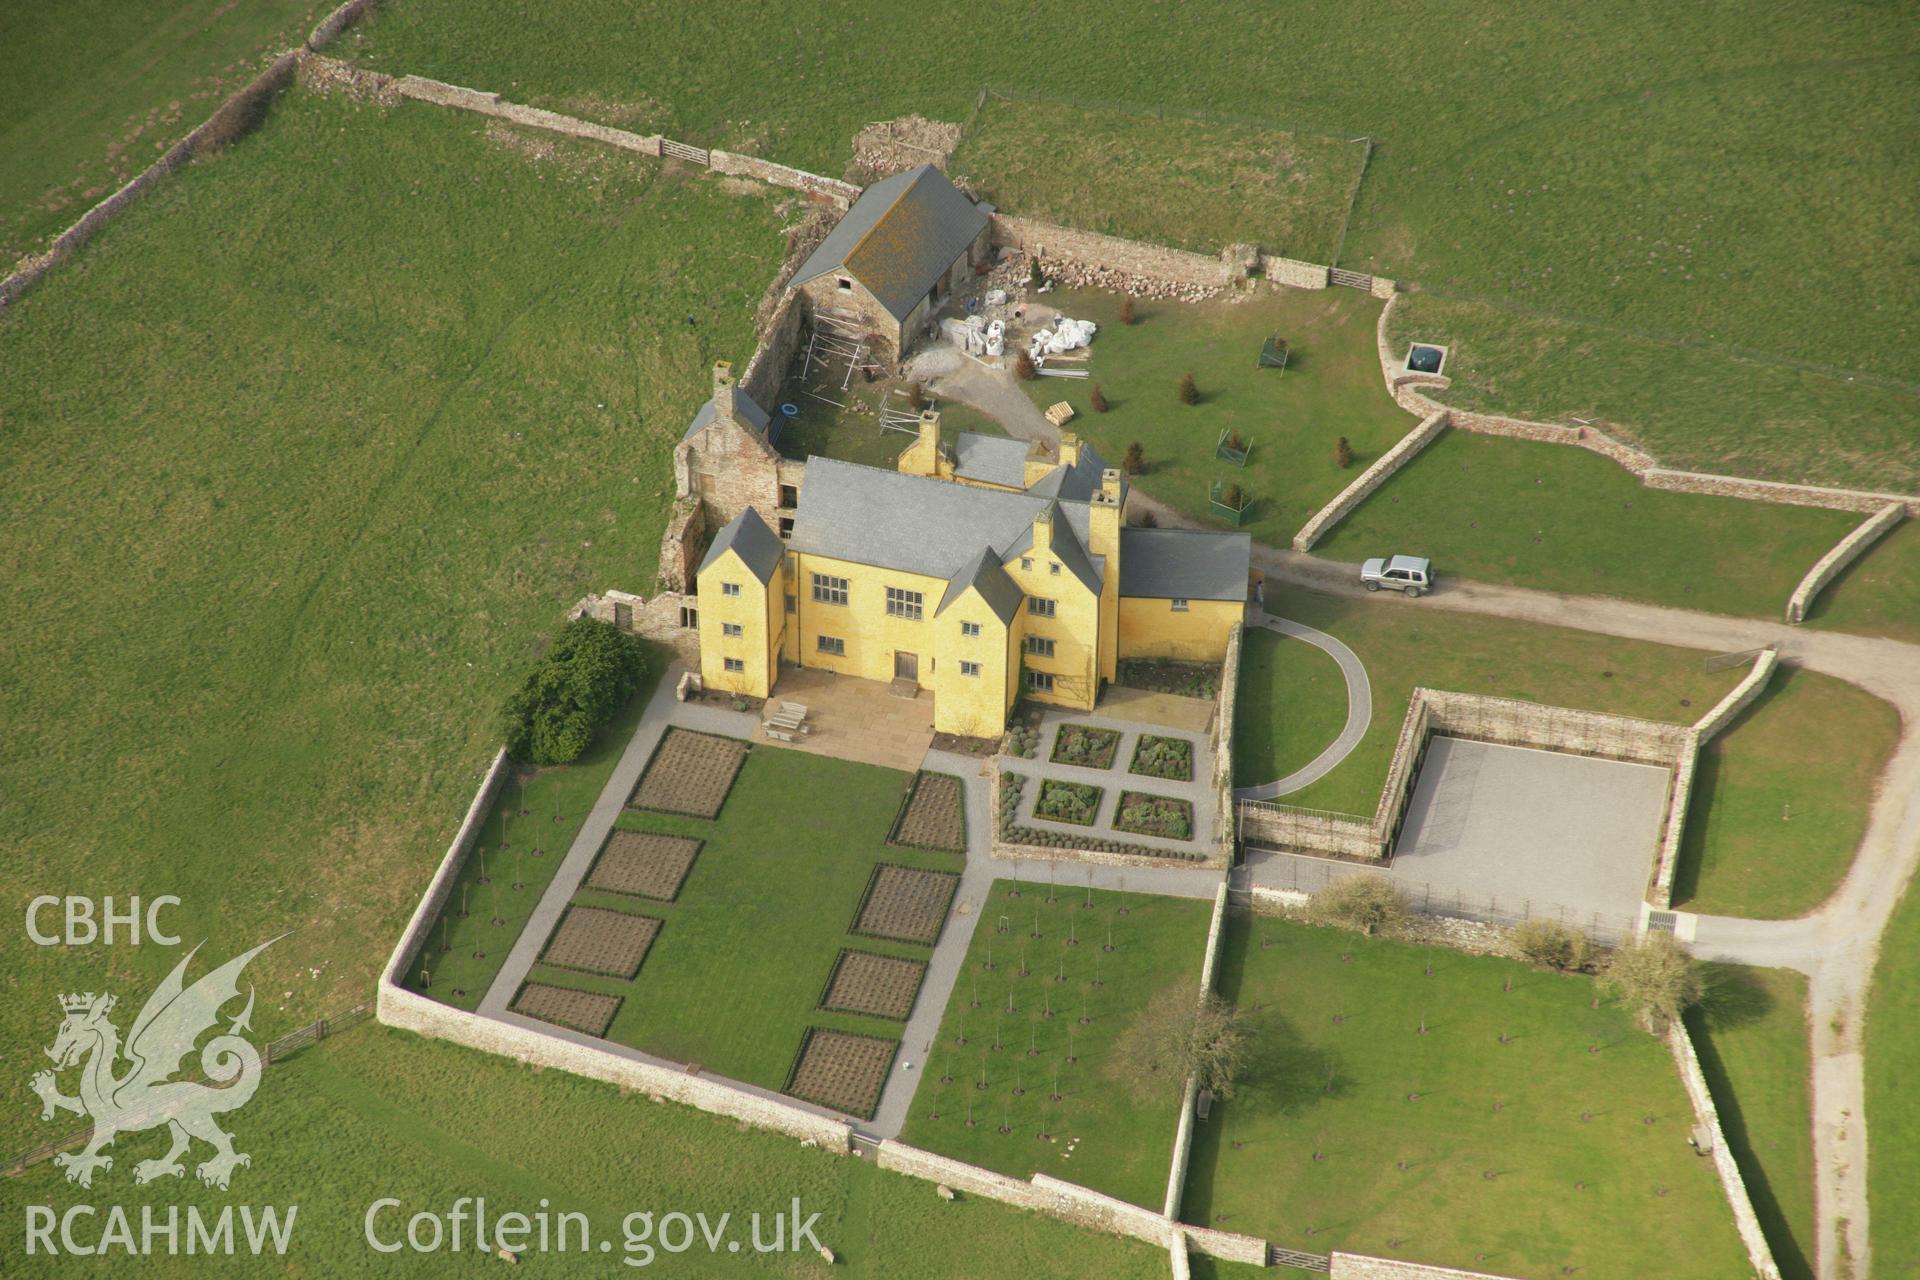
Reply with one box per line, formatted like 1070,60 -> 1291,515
712,360 -> 736,428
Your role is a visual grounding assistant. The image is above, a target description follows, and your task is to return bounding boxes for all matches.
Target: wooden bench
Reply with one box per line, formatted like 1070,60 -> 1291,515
763,726 -> 796,743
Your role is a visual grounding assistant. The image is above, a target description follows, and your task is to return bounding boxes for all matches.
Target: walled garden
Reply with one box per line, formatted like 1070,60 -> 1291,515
505,744 -> 959,1118
899,881 -> 1212,1209
1181,915 -> 1750,1279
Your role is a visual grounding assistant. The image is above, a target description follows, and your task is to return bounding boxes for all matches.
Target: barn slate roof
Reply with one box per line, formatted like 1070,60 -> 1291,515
1118,527 -> 1251,602
682,385 -> 772,441
789,166 -> 990,323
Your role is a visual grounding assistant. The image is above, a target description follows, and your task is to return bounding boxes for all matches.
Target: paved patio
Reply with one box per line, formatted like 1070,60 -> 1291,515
752,665 -> 933,772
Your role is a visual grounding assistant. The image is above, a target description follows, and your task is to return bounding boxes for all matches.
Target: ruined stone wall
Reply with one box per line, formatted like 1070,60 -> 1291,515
654,500 -> 707,594
990,214 -> 1232,294
0,51 -> 301,310
708,149 -> 859,205
739,293 -> 805,411
1787,503 -> 1905,623
1292,412 -> 1448,551
572,589 -> 700,665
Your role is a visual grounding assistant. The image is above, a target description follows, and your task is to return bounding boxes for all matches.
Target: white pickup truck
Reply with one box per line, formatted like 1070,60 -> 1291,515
1360,554 -> 1435,598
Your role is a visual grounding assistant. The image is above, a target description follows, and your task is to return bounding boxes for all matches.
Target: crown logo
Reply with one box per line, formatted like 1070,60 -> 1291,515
60,992 -> 106,1014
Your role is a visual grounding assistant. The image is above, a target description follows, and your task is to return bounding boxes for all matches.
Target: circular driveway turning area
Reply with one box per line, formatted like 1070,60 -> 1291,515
1235,612 -> 1372,800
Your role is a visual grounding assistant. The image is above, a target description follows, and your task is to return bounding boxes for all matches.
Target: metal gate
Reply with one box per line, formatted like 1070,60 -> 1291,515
661,138 -> 710,165
1329,267 -> 1373,291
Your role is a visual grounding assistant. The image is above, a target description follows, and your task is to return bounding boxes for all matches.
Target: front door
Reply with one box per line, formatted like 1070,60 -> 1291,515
894,651 -> 918,681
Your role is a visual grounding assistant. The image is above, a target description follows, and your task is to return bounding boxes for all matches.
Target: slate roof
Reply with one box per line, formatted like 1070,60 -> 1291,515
935,547 -> 1023,624
1026,439 -> 1113,503
698,507 -> 785,584
952,432 -> 1031,489
1118,527 -> 1251,602
683,386 -> 772,441
788,458 -> 1103,596
789,166 -> 990,323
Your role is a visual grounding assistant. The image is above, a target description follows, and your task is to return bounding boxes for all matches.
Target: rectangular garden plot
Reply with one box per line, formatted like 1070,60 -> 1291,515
628,728 -> 748,818
784,1028 -> 898,1119
1035,779 -> 1103,826
852,864 -> 960,945
1113,792 -> 1194,841
537,905 -> 662,979
1129,734 -> 1195,782
889,771 -> 967,852
819,949 -> 928,1021
511,982 -> 623,1037
587,830 -> 702,901
1050,723 -> 1122,770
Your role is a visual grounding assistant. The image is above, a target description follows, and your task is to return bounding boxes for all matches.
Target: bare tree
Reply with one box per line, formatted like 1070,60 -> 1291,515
1601,933 -> 1702,1032
1307,876 -> 1407,936
1509,919 -> 1591,972
1112,988 -> 1251,1101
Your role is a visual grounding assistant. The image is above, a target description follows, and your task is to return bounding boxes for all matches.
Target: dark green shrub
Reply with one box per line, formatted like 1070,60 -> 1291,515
500,618 -> 648,765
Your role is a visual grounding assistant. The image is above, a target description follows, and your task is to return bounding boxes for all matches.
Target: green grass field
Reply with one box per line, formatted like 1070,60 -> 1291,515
1238,589 -> 1741,809
1868,875 -> 1920,1274
1672,668 -> 1899,919
343,0 -> 1920,488
1806,521 -> 1920,646
9,1025 -> 1173,1277
1181,916 -> 1749,1279
1387,292 -> 1920,494
509,747 -> 954,1096
0,0 -> 324,263
1017,286 -> 1415,547
954,95 -> 1365,263
1687,965 -> 1816,1280
0,88 -> 786,1151
900,882 -> 1213,1210
1317,430 -> 1859,618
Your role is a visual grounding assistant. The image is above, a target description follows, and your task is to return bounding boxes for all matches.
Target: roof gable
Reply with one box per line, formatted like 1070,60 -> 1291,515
683,386 -> 773,442
698,507 -> 784,584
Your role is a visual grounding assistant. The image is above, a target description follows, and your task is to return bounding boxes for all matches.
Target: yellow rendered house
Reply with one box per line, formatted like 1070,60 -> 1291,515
695,414 -> 1252,737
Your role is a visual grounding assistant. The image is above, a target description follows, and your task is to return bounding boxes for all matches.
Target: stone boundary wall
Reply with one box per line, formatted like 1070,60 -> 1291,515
1331,1253 -> 1526,1280
1182,1224 -> 1270,1265
1292,411 -> 1448,551
1648,648 -> 1778,906
709,149 -> 859,205
990,214 -> 1232,293
1170,1235 -> 1193,1280
1669,1022 -> 1784,1280
1261,253 -> 1330,290
0,52 -> 299,310
1786,502 -> 1905,623
393,76 -> 665,155
1210,623 -> 1244,860
1374,296 -> 1920,522
306,0 -> 382,48
1163,880 -> 1232,1219
873,1142 -> 1180,1247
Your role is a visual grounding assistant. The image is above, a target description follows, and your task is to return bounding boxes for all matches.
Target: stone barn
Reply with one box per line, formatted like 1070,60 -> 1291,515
788,164 -> 991,360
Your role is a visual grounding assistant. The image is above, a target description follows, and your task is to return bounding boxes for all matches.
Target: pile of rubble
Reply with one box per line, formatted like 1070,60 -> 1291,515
979,246 -> 1223,305
846,116 -> 963,183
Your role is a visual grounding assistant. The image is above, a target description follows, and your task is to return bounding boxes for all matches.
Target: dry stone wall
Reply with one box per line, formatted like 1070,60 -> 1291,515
1261,253 -> 1330,289
393,76 -> 665,155
1182,1225 -> 1270,1265
1669,1023 -> 1784,1280
1209,623 -> 1244,859
709,150 -> 858,205
990,214 -> 1232,298
1648,649 -> 1777,905
1331,1253 -> 1526,1280
1292,412 -> 1447,551
1787,503 -> 1904,623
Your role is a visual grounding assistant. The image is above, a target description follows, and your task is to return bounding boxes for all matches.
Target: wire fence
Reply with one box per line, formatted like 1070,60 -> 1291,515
4,1002 -> 371,1177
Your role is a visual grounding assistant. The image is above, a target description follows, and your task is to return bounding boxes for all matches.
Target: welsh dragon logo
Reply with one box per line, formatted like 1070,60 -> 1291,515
31,937 -> 279,1190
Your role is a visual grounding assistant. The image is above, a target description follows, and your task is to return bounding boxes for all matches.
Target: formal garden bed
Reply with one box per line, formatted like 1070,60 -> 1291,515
1112,792 -> 1194,841
585,830 -> 702,902
1128,734 -> 1194,781
534,905 -> 662,980
818,948 -> 929,1021
627,728 -> 749,818
995,772 -> 1210,862
1050,723 -> 1123,770
889,770 -> 968,853
1034,779 -> 1104,826
784,1028 -> 899,1120
852,864 -> 961,945
1116,657 -> 1220,701
511,982 -> 623,1037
